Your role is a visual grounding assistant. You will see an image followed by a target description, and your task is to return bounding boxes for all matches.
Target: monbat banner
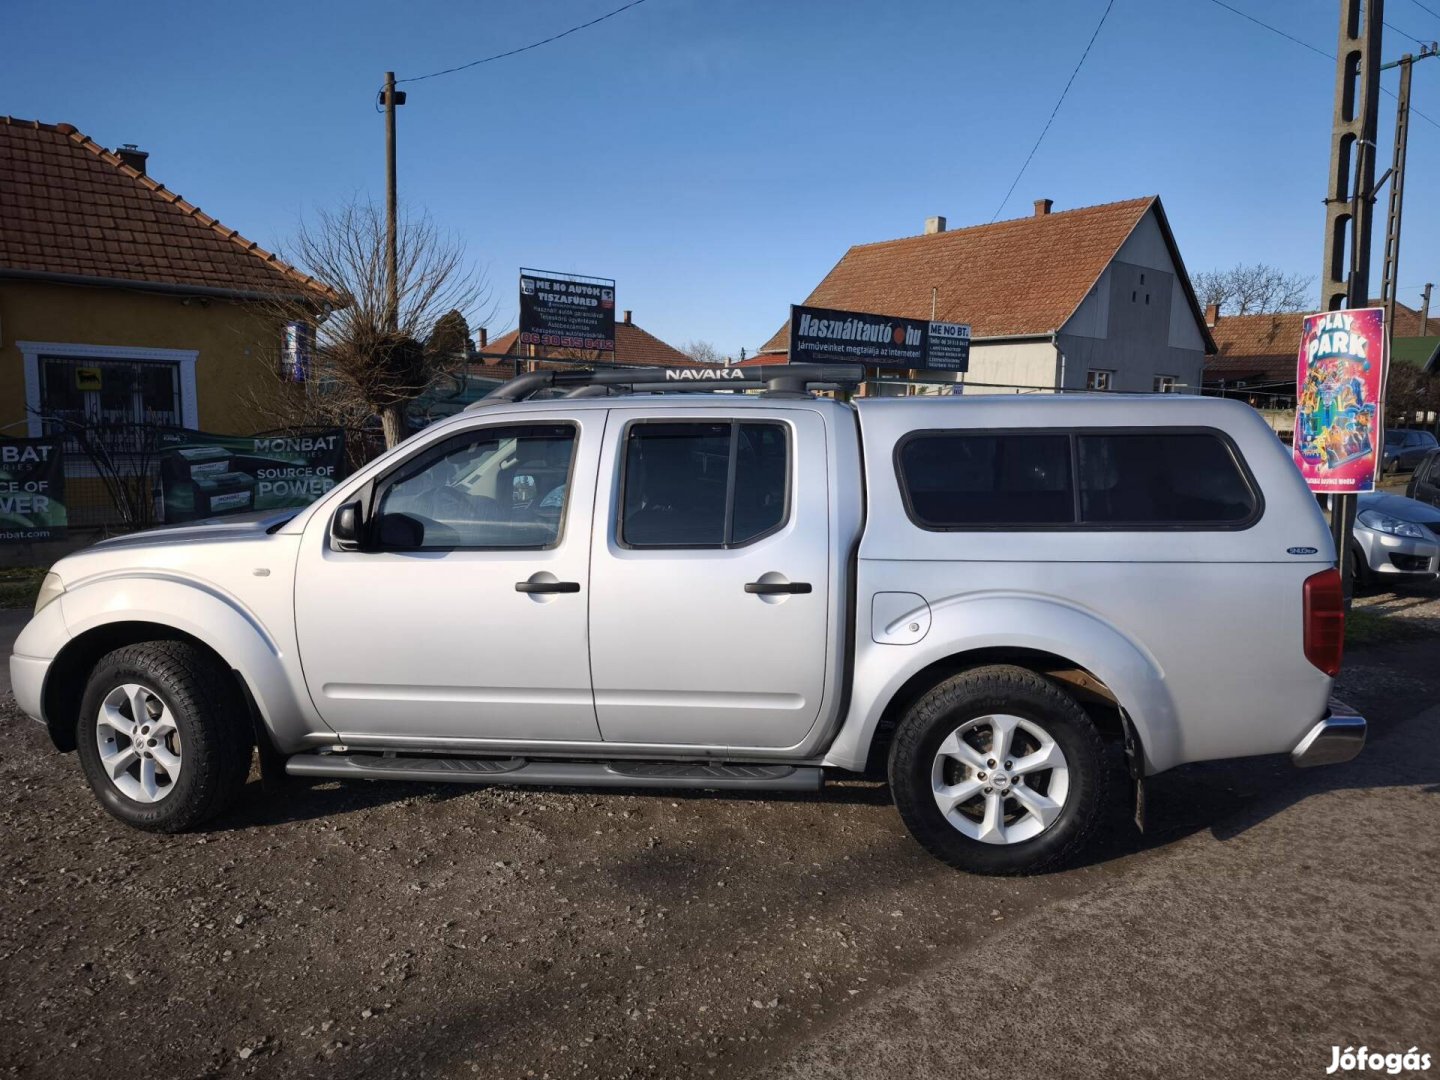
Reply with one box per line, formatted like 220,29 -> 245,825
158,429 -> 346,522
1293,307 -> 1387,493
0,437 -> 66,543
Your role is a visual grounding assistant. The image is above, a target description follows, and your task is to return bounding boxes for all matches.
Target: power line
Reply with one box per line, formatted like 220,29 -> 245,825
989,0 -> 1115,223
1203,0 -> 1440,131
1385,18 -> 1437,46
397,0 -> 652,85
1203,0 -> 1332,60
1409,0 -> 1440,23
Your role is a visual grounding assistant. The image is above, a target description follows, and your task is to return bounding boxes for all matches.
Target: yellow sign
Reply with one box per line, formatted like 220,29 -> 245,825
75,367 -> 103,391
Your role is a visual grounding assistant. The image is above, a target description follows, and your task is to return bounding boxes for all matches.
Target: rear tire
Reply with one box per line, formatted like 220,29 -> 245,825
75,641 -> 252,832
888,665 -> 1108,875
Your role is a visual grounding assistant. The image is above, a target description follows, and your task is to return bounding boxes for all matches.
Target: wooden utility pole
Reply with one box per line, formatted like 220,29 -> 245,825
1421,282 -> 1434,328
381,71 -> 406,333
1318,0 -> 1383,601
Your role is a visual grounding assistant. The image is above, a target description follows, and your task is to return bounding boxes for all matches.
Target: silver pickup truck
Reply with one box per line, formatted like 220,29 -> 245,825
10,364 -> 1365,874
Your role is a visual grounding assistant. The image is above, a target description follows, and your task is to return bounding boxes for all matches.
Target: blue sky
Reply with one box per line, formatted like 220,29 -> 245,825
5,0 -> 1438,355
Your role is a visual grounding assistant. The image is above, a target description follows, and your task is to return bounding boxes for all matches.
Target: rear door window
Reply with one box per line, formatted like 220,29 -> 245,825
621,421 -> 790,547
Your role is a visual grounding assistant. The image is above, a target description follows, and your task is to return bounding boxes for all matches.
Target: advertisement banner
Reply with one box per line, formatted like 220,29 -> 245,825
926,321 -> 972,372
788,305 -> 971,371
158,429 -> 346,522
0,437 -> 66,543
518,270 -> 616,353
1293,307 -> 1388,493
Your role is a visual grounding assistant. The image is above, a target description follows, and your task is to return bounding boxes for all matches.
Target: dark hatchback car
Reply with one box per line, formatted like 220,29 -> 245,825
1383,428 -> 1440,474
1407,448 -> 1440,508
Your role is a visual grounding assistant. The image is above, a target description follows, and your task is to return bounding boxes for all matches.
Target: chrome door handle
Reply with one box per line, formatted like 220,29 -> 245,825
745,580 -> 812,595
515,580 -> 581,594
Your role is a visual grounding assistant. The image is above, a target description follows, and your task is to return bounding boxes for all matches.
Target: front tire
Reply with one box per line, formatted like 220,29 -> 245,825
75,641 -> 252,832
888,665 -> 1108,875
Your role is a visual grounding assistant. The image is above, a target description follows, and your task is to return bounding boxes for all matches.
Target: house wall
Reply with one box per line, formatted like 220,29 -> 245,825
0,279 -> 284,437
1056,209 -> 1207,393
960,340 -> 1059,394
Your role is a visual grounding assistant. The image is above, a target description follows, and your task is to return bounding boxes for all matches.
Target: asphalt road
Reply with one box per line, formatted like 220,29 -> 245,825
0,627 -> 1436,1079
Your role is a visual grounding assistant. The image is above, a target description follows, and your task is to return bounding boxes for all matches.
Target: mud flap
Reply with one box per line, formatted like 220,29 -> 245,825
1121,710 -> 1146,834
234,670 -> 288,793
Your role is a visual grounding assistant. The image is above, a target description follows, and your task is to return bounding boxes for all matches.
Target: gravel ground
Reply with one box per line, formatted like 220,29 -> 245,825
1,637 -> 1437,1079
1353,576 -> 1440,635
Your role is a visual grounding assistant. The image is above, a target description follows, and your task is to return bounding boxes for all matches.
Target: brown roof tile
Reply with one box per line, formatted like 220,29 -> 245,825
0,117 -> 330,299
755,196 -> 1203,354
1203,301 -> 1440,386
479,320 -> 703,369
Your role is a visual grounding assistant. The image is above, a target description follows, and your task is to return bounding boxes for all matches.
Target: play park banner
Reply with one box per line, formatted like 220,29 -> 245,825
0,437 -> 66,543
158,429 -> 346,522
1293,307 -> 1387,494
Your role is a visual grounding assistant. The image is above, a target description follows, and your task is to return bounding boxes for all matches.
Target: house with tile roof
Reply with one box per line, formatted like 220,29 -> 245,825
0,117 -> 331,456
751,196 -> 1214,396
1203,299 -> 1440,406
477,309 -> 699,371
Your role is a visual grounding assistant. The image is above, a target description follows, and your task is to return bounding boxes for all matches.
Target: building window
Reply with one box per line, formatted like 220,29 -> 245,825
20,341 -> 199,439
1086,369 -> 1115,391
1153,374 -> 1177,393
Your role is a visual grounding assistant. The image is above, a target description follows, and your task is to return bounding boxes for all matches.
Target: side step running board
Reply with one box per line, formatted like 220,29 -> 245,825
285,752 -> 823,792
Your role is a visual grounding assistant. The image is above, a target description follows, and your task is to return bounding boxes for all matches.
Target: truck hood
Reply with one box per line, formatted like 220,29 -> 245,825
88,510 -> 298,551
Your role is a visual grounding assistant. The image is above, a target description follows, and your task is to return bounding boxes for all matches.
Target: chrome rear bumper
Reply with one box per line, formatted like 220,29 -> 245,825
1291,699 -> 1367,767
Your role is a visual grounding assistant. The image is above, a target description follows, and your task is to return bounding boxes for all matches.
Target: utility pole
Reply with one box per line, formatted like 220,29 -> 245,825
1421,282 -> 1434,328
381,71 -> 407,334
1379,45 -> 1438,340
1319,0 -> 1383,602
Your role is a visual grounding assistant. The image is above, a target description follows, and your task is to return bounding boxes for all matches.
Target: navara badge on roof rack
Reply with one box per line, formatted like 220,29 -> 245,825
663,367 -> 746,381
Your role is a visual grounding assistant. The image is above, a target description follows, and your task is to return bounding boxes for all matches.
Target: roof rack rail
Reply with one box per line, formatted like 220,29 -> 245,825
468,363 -> 865,408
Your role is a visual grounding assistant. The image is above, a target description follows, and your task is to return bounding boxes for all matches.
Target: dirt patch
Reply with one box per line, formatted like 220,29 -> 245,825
1,638 -> 1436,1080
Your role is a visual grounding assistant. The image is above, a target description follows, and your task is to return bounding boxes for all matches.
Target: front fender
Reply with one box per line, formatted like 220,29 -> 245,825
55,572 -> 331,752
825,592 -> 1181,774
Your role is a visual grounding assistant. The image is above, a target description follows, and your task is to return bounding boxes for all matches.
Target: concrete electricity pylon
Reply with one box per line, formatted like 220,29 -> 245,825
1318,0 -> 1384,602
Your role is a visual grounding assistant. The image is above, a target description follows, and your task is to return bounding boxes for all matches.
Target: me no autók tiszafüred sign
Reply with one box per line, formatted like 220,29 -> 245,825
519,271 -> 616,353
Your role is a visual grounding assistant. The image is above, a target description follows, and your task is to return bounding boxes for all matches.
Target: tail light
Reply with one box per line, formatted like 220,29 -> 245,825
1303,568 -> 1345,676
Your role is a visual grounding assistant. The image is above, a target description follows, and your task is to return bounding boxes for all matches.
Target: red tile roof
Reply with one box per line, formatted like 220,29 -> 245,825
0,117 -> 330,300
1203,301 -> 1440,386
479,320 -> 702,371
1204,311 -> 1307,385
755,196 -> 1211,355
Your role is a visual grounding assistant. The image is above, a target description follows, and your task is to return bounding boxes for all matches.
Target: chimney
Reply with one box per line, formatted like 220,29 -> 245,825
115,143 -> 148,175
1205,302 -> 1221,327
623,309 -> 633,325
477,327 -> 488,350
1034,198 -> 1053,217
924,215 -> 947,235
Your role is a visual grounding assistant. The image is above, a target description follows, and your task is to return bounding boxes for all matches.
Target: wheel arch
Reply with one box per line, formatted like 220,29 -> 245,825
826,595 -> 1182,775
860,647 -> 1126,775
44,575 -> 325,754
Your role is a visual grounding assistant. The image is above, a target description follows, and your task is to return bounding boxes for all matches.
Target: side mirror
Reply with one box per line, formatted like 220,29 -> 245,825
332,501 -> 363,549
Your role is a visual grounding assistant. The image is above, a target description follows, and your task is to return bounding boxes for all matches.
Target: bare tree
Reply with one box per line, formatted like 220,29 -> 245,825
260,202 -> 491,449
1193,263 -> 1312,316
681,340 -> 729,365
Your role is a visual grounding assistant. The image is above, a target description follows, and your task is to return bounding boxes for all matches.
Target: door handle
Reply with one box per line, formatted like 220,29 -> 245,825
515,580 -> 581,594
745,580 -> 812,595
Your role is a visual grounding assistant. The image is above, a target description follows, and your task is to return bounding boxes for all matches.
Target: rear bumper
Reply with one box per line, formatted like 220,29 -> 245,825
1291,699 -> 1366,767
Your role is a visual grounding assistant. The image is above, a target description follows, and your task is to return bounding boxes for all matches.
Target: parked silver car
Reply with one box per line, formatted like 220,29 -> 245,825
1350,491 -> 1440,588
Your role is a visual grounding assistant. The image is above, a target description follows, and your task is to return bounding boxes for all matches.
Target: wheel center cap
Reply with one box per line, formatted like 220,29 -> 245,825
992,772 -> 1010,789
